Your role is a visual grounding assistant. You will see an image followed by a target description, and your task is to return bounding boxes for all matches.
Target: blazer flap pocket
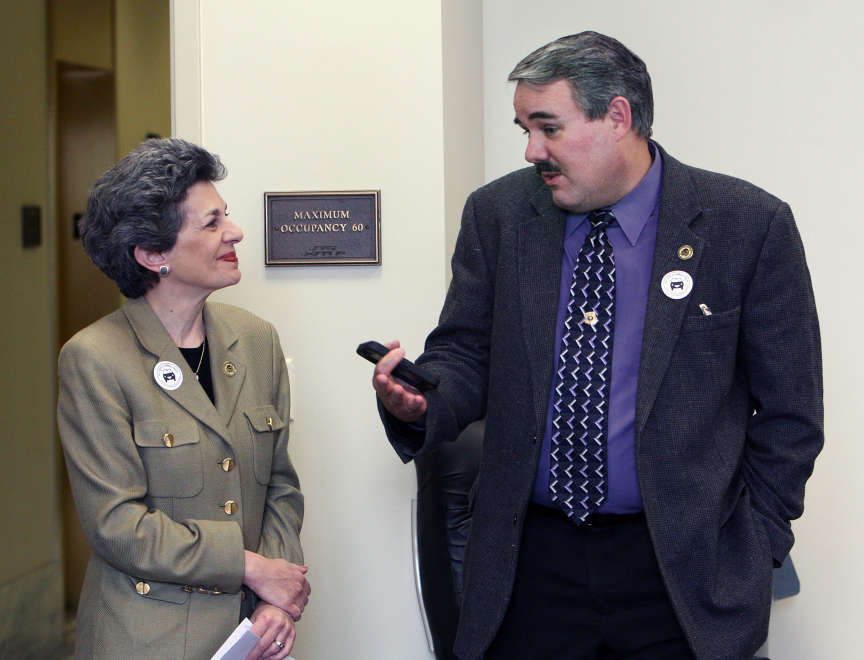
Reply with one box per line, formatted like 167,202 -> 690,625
244,405 -> 285,433
127,576 -> 190,605
133,420 -> 200,448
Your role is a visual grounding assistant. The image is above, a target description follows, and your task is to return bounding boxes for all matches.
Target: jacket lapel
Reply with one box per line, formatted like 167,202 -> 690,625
635,148 -> 705,436
203,303 -> 247,429
123,297 -> 234,442
519,180 -> 568,433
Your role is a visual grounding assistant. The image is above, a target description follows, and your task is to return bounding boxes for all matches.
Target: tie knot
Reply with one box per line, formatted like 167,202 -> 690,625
587,209 -> 615,231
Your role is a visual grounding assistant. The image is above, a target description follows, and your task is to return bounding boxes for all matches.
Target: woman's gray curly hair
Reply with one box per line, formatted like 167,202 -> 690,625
81,137 -> 227,298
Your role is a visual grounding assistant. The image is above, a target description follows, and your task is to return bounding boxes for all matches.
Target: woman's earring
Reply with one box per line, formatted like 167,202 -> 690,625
159,264 -> 170,276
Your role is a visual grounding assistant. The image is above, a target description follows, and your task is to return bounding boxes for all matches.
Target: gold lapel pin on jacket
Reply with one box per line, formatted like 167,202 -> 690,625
677,244 -> 694,260
223,361 -> 237,377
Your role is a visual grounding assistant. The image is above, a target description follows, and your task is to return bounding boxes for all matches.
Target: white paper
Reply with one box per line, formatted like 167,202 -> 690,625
210,618 -> 260,660
210,618 -> 297,660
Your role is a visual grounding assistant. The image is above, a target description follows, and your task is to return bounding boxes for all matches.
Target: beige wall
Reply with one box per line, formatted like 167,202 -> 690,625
0,0 -> 57,586
441,0 -> 484,282
50,0 -> 171,161
51,0 -> 113,70
483,2 -> 860,657
173,1 -> 484,657
115,0 -> 170,156
0,0 -> 65,653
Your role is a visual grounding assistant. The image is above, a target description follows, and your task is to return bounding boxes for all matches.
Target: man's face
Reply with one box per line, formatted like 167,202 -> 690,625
514,79 -> 623,213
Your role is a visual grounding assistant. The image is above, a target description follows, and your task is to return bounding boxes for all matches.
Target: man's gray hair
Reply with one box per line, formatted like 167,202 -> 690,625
81,138 -> 227,298
509,31 -> 653,139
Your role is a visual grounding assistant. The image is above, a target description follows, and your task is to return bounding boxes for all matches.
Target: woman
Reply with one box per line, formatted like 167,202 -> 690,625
58,138 -> 309,660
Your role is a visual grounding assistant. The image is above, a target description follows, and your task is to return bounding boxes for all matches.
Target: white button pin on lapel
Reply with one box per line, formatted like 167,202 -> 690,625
661,270 -> 693,300
153,361 -> 183,390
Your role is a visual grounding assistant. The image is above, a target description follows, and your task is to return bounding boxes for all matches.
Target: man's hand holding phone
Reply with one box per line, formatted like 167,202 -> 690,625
368,340 -> 429,423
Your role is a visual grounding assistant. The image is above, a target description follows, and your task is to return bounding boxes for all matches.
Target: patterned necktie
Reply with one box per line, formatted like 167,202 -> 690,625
549,209 -> 616,523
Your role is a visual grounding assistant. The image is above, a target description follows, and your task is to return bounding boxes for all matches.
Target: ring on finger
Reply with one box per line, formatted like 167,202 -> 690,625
275,640 -> 285,650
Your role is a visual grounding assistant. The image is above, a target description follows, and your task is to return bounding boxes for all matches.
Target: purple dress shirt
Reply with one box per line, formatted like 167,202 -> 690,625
532,145 -> 663,513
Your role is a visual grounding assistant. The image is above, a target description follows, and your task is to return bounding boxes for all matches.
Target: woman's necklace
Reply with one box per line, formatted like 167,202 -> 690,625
193,337 -> 207,380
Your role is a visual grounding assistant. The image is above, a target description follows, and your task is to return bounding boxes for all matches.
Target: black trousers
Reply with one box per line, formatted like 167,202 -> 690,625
485,503 -> 694,660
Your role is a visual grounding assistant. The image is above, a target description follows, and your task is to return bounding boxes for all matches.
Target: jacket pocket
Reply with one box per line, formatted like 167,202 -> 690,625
133,420 -> 203,497
244,405 -> 285,484
680,305 -> 741,333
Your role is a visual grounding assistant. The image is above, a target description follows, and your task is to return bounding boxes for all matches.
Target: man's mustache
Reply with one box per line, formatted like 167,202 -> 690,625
535,161 -> 561,175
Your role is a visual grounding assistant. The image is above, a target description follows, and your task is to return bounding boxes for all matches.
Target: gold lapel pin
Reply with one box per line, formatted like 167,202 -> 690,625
677,244 -> 694,260
222,362 -> 237,377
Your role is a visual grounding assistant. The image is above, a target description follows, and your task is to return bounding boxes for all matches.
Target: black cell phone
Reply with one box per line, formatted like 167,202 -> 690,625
356,340 -> 439,392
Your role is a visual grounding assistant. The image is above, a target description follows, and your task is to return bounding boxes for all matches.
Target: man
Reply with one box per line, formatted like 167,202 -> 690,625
373,32 -> 822,659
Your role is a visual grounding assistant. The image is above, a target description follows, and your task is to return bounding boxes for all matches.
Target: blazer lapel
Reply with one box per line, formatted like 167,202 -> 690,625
635,148 -> 705,436
123,297 -> 232,442
203,303 -> 247,429
519,181 -> 568,432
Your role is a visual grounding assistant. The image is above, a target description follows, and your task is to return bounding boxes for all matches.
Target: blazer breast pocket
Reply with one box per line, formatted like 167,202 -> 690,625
244,405 -> 286,484
680,305 -> 741,334
676,306 -> 742,369
133,420 -> 203,497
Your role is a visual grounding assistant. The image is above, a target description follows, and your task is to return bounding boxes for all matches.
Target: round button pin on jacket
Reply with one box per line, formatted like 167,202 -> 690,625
153,361 -> 184,390
661,270 -> 693,300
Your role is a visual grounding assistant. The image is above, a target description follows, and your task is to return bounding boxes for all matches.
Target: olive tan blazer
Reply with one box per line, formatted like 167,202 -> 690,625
58,296 -> 303,659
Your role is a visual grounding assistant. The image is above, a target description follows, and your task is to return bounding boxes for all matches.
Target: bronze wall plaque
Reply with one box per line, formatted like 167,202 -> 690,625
265,190 -> 380,265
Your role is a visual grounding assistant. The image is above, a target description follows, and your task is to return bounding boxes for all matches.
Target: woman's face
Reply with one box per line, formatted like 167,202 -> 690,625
161,181 -> 244,296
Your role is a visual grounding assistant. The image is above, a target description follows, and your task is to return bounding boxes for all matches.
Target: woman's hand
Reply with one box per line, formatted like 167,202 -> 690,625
244,551 -> 310,620
245,603 -> 295,660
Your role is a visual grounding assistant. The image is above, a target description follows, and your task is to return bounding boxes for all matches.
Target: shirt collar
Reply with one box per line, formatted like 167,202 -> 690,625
568,141 -> 663,247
